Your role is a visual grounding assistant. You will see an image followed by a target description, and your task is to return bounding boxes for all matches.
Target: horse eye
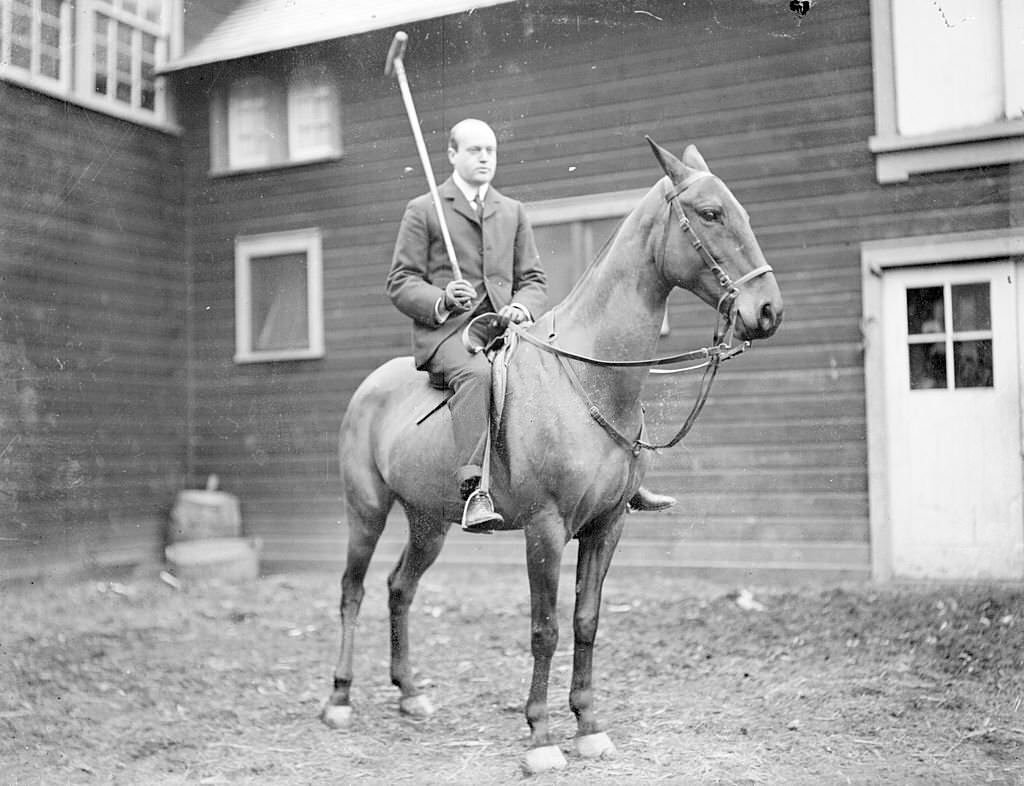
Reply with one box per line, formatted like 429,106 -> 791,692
699,208 -> 721,223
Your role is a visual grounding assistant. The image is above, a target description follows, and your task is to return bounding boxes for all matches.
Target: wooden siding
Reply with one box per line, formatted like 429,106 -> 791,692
174,0 -> 1013,579
0,83 -> 188,579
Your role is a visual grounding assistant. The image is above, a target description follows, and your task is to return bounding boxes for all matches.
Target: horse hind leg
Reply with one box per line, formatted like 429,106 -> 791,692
388,507 -> 448,719
321,464 -> 394,729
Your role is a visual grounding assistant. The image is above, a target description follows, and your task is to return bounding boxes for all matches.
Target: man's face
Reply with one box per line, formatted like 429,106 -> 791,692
448,123 -> 497,187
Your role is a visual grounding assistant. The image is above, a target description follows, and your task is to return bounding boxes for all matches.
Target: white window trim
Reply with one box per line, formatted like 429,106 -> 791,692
234,228 -> 325,364
860,227 -> 1024,579
869,0 -> 1024,183
0,0 -> 181,132
526,188 -> 645,227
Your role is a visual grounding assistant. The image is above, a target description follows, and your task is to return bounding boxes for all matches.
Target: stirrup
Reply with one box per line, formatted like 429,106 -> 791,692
461,488 -> 503,534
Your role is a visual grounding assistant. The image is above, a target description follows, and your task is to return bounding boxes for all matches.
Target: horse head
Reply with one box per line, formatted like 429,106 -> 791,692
646,137 -> 783,341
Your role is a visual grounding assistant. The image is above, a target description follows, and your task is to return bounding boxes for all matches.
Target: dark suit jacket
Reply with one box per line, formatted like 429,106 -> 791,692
386,177 -> 547,369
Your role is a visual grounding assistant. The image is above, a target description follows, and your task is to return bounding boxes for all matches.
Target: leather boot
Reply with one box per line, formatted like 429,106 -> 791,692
460,479 -> 503,533
628,485 -> 676,512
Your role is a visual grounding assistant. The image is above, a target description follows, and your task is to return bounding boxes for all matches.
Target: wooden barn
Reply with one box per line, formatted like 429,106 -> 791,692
2,0 -> 1022,582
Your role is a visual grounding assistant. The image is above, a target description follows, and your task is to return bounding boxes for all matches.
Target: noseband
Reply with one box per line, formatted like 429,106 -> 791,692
662,173 -> 774,319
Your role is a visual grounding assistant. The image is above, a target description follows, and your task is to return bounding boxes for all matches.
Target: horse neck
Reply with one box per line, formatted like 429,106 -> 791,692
547,184 -> 671,413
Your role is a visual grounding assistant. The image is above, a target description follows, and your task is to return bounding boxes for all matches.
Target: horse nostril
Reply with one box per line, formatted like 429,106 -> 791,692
760,302 -> 776,329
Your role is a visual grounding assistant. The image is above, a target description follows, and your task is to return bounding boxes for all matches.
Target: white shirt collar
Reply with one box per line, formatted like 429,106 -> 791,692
452,171 -> 488,204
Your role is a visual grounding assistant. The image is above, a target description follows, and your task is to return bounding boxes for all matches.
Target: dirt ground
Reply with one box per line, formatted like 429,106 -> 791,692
2,559 -> 1023,785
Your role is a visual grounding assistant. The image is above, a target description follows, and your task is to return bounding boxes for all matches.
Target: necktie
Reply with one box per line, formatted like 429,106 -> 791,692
474,192 -> 484,219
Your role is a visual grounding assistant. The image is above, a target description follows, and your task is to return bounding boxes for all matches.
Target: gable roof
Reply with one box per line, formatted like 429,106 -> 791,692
164,0 -> 516,72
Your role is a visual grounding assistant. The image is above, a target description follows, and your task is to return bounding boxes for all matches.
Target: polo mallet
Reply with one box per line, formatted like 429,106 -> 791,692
385,31 -> 463,281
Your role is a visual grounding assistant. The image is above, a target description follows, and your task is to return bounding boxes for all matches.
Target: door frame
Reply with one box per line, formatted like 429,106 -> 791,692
861,227 -> 1024,580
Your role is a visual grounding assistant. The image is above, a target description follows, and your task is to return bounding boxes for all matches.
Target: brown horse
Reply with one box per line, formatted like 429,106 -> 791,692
321,139 -> 783,773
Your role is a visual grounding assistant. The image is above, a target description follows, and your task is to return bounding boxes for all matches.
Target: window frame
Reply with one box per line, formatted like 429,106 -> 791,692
234,228 -> 325,364
869,0 -> 1024,183
0,0 -> 181,131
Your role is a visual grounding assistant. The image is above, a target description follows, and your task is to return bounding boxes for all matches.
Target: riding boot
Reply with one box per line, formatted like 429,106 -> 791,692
628,485 -> 677,512
460,477 -> 504,534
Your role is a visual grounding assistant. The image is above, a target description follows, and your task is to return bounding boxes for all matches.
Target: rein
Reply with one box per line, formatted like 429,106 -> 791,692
462,173 -> 774,456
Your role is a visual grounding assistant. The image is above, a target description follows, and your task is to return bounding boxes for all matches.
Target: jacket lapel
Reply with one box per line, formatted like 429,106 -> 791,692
441,178 -> 478,224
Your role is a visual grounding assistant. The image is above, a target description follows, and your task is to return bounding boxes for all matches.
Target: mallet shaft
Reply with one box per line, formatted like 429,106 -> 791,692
385,31 -> 463,281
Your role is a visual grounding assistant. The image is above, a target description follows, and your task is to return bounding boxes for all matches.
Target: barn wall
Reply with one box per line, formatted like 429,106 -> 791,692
0,83 -> 188,579
174,0 -> 1013,578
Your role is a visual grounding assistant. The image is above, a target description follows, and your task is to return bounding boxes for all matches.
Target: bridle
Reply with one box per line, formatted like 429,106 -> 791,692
661,172 -> 774,329
464,172 -> 775,455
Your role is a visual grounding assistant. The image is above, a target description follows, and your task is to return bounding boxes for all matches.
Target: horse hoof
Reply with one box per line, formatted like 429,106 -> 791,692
522,744 -> 568,774
576,731 -> 617,759
399,693 -> 435,719
320,702 -> 353,729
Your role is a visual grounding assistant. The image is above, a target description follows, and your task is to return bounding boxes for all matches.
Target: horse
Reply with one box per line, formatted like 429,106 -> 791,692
320,138 -> 784,773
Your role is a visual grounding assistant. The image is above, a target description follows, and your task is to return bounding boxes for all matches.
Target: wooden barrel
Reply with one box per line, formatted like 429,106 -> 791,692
168,475 -> 241,542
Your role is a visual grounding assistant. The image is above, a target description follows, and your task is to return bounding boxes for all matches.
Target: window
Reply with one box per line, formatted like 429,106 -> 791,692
0,0 -> 69,88
226,76 -> 283,170
0,0 -> 179,128
527,187 -> 671,333
906,282 -> 994,390
235,229 -> 325,364
869,0 -> 1024,182
212,65 -> 341,174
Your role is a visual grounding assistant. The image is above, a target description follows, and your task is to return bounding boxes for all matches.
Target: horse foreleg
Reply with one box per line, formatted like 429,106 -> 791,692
388,511 -> 447,719
321,494 -> 390,729
569,516 -> 625,760
521,518 -> 569,774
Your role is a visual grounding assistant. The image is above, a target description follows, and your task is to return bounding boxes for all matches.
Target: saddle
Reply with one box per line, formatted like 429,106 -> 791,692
416,313 -> 513,424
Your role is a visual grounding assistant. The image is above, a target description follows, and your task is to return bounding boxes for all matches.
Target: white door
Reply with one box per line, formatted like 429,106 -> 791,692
883,261 -> 1023,579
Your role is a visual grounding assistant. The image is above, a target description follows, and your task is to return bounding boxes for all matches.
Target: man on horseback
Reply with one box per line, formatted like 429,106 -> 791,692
386,118 -> 675,533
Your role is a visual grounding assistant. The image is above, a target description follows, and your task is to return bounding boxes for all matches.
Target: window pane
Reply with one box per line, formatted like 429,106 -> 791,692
39,1 -> 62,80
954,339 -> 993,388
287,71 -> 339,160
115,22 -> 132,104
11,0 -> 32,70
951,282 -> 990,332
93,14 -> 110,95
906,286 -> 944,335
228,79 -> 273,168
909,342 -> 946,390
250,253 -> 309,352
586,217 -> 622,259
141,0 -> 163,24
533,224 -> 579,304
140,32 -> 156,110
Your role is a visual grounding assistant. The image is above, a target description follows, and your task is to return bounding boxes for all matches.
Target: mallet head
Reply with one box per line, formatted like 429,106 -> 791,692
385,31 -> 408,76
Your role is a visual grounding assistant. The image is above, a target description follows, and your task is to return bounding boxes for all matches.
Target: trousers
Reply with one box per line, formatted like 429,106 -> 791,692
425,330 -> 491,485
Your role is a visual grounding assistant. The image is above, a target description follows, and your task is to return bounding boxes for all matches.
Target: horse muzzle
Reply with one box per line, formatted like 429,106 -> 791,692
731,286 -> 784,341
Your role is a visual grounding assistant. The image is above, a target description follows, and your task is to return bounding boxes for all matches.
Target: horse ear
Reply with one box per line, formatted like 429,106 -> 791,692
681,144 -> 710,173
646,136 -> 706,183
646,136 -> 682,178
